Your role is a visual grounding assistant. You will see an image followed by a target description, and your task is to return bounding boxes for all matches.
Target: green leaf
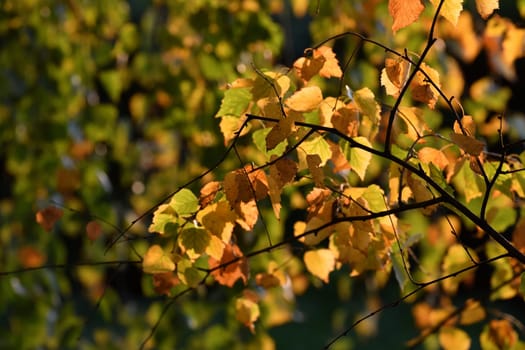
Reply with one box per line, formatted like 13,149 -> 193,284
179,227 -> 211,260
300,135 -> 332,166
252,128 -> 287,159
341,136 -> 372,181
520,272 -> 525,298
169,189 -> 199,217
215,87 -> 252,118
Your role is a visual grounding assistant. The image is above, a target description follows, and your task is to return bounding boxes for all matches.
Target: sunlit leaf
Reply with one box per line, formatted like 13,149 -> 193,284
439,326 -> 471,350
169,189 -> 200,217
235,292 -> 260,333
143,245 -> 176,274
285,86 -> 323,112
197,201 -> 237,243
179,227 -> 211,260
476,0 -> 499,19
18,246 -> 46,268
304,249 -> 335,283
388,0 -> 425,32
300,135 -> 332,166
431,0 -> 463,26
209,243 -> 249,287
149,204 -> 178,235
480,319 -> 519,350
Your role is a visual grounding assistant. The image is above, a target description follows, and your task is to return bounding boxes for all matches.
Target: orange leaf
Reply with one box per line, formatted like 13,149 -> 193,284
18,246 -> 46,268
304,249 -> 335,283
389,0 -> 425,33
476,0 -> 498,19
381,57 -> 411,97
209,243 -> 249,287
453,115 -> 476,136
285,86 -> 323,112
418,147 -> 449,170
86,221 -> 102,241
293,46 -> 342,82
410,62 -> 441,109
35,206 -> 63,232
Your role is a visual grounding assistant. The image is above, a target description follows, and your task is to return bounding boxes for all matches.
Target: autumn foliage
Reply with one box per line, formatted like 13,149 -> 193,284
4,0 -> 525,349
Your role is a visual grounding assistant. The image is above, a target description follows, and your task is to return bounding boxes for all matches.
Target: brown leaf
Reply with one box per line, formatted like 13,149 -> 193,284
223,166 -> 268,205
389,0 -> 425,33
199,181 -> 221,208
209,243 -> 249,287
86,221 -> 103,241
36,207 -> 63,232
450,133 -> 485,156
152,272 -> 180,296
410,63 -> 441,109
331,105 -> 359,137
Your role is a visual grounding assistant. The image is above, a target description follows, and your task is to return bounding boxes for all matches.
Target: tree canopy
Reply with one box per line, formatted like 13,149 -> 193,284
2,0 -> 525,349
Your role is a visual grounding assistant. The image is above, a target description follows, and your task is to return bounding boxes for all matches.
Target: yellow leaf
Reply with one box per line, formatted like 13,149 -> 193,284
285,86 -> 323,112
219,115 -> 250,145
476,0 -> 498,19
235,296 -> 260,333
438,326 -> 471,350
197,201 -> 237,242
304,249 -> 335,283
453,115 -> 476,136
389,0 -> 425,33
431,0 -> 463,26
205,234 -> 224,261
143,245 -> 175,274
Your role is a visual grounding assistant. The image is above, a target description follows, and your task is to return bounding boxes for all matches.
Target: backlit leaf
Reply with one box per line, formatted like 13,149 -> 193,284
235,293 -> 260,333
285,86 -> 323,112
149,204 -> 178,235
389,0 -> 425,32
439,326 -> 471,350
431,0 -> 463,26
476,0 -> 499,19
340,137 -> 373,181
304,249 -> 335,283
410,62 -> 441,109
293,46 -> 342,82
152,272 -> 180,296
169,189 -> 200,217
300,135 -> 332,167
178,227 -> 211,260
215,87 -> 252,118
381,57 -> 411,96
209,243 -> 249,287
143,245 -> 175,274
197,201 -> 237,243
18,246 -> 46,268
